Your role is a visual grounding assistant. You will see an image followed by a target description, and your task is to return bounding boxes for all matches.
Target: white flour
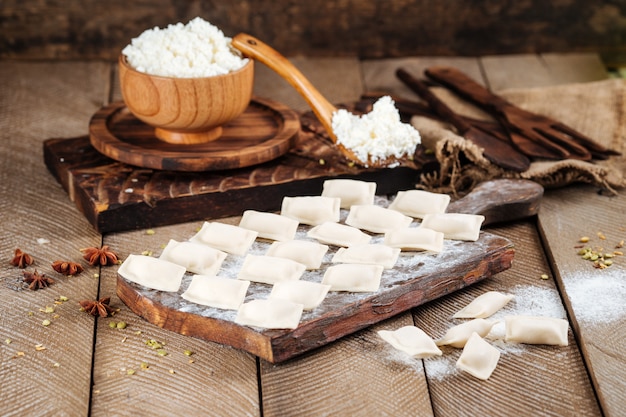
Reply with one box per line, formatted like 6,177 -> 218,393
331,96 -> 421,166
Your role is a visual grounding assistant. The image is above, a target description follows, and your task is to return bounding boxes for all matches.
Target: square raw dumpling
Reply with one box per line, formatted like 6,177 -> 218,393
265,240 -> 329,270
118,254 -> 185,292
345,205 -> 413,234
189,221 -> 258,256
237,254 -> 306,285
181,275 -> 250,310
435,318 -> 496,348
378,326 -> 442,359
239,210 -> 299,241
322,263 -> 384,292
269,280 -> 331,310
388,190 -> 451,219
456,332 -> 500,380
281,196 -> 341,226
383,227 -> 444,253
159,239 -> 227,276
235,298 -> 304,329
331,244 -> 400,269
307,222 -> 372,247
419,213 -> 485,242
321,179 -> 377,208
504,316 -> 569,346
453,291 -> 514,319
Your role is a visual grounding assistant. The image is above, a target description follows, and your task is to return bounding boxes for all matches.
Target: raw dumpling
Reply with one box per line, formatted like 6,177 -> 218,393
189,221 -> 258,256
118,254 -> 185,292
307,222 -> 372,247
235,298 -> 304,329
321,263 -> 384,292
281,196 -> 341,226
239,210 -> 299,241
388,190 -> 451,219
237,254 -> 306,285
321,179 -> 377,208
159,239 -> 227,276
269,280 -> 331,310
181,275 -> 250,310
383,227 -> 444,253
504,316 -> 569,346
331,244 -> 400,269
345,205 -> 413,234
453,291 -> 514,319
266,240 -> 329,270
456,332 -> 500,380
419,213 -> 485,242
436,318 -> 496,348
378,326 -> 443,359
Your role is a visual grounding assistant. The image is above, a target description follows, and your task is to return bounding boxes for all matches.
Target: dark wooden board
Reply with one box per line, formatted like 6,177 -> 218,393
89,98 -> 301,172
44,109 -> 423,233
116,224 -> 514,363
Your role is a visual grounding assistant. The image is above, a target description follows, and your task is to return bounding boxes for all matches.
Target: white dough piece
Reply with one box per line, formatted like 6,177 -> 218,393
419,213 -> 485,241
388,190 -> 451,219
269,280 -> 331,310
321,179 -> 377,208
181,275 -> 250,310
345,205 -> 413,234
239,210 -> 299,241
159,239 -> 227,276
307,222 -> 372,247
378,326 -> 443,359
281,196 -> 341,226
235,298 -> 304,329
383,227 -> 444,253
118,254 -> 185,292
321,263 -> 384,292
456,332 -> 500,380
331,244 -> 400,269
453,291 -> 515,319
266,240 -> 329,270
189,221 -> 258,256
237,254 -> 306,285
436,318 -> 496,348
504,316 -> 569,346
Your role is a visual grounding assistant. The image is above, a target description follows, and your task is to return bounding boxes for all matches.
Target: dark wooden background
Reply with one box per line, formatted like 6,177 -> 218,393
2,0 -> 626,66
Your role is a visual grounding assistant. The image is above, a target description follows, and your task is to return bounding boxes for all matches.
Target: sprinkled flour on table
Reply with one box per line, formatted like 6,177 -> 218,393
331,96 -> 421,166
122,17 -> 248,78
562,268 -> 625,324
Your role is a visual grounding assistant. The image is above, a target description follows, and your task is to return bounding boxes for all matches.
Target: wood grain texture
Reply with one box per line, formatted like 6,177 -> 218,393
538,186 -> 626,417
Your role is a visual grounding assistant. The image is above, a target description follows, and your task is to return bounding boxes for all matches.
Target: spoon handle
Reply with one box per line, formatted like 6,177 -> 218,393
232,33 -> 338,142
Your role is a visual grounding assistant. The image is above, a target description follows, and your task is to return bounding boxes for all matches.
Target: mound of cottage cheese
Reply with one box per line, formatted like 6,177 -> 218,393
122,17 -> 248,78
331,96 -> 421,166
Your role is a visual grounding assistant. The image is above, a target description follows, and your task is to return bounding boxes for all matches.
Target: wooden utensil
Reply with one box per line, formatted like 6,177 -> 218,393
425,66 -> 620,160
396,68 -> 531,172
232,33 -> 412,168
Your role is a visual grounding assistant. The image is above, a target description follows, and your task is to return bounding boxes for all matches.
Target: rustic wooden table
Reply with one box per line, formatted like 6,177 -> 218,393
1,53 -> 624,417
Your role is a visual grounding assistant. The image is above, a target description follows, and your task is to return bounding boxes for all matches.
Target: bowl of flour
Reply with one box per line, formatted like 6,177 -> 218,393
119,17 -> 253,145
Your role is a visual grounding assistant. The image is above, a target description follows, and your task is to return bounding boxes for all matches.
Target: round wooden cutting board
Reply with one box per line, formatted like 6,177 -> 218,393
89,97 -> 300,171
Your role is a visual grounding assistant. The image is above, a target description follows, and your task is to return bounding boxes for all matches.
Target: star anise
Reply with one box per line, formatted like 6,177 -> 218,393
79,297 -> 115,317
51,260 -> 84,276
80,245 -> 119,266
11,249 -> 34,268
23,270 -> 54,290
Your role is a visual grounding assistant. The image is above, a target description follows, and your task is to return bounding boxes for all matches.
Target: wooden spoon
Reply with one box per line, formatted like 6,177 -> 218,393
231,33 -> 412,167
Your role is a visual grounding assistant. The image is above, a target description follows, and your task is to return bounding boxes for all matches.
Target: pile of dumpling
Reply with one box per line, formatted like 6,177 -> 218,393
118,179 -> 486,330
378,291 -> 569,380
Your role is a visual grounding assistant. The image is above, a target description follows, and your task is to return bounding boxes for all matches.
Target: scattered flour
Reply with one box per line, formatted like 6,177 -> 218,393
563,267 -> 626,324
331,96 -> 421,167
122,17 -> 248,78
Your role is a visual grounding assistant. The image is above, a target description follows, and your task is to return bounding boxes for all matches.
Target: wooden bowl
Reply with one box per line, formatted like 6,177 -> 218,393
118,54 -> 254,145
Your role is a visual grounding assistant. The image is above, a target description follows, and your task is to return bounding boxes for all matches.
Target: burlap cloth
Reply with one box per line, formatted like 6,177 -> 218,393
410,78 -> 626,195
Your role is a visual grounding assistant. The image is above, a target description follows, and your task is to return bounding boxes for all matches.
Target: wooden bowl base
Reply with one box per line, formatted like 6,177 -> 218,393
155,126 -> 223,145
